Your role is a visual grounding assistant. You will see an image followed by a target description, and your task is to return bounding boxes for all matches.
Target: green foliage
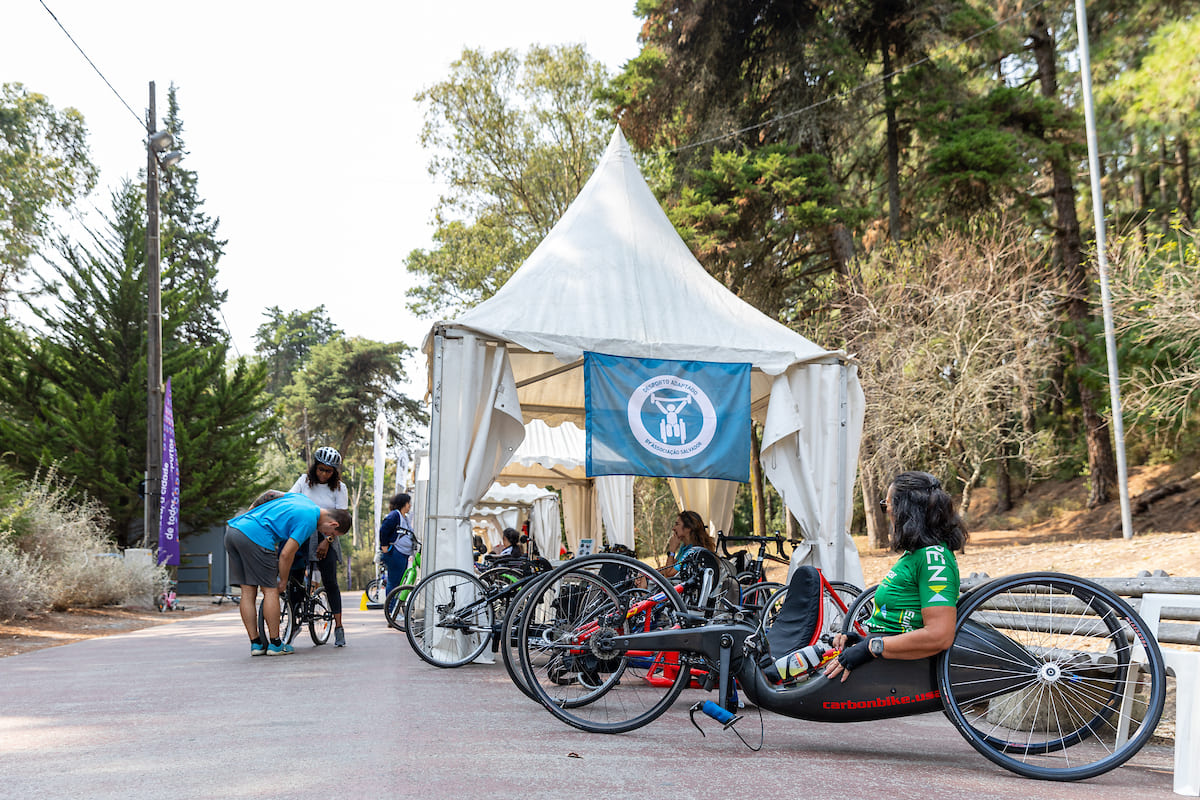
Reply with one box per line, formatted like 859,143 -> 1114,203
253,305 -> 341,396
0,83 -> 98,298
0,179 -> 270,544
405,44 -> 614,317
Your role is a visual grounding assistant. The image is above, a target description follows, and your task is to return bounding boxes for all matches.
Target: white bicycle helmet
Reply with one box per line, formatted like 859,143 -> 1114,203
313,446 -> 342,468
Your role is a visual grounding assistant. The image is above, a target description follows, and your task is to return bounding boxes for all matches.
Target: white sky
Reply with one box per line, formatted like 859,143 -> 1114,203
2,1 -> 643,401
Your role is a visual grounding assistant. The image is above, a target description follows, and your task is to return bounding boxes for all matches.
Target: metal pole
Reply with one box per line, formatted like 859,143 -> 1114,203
145,81 -> 164,547
834,363 -> 849,582
1074,0 -> 1134,539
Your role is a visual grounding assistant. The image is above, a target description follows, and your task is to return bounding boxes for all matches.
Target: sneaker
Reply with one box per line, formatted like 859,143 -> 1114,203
334,627 -> 346,647
250,640 -> 267,657
266,642 -> 295,656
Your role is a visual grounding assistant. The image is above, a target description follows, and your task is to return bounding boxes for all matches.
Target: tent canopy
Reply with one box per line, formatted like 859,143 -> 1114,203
423,127 -> 865,588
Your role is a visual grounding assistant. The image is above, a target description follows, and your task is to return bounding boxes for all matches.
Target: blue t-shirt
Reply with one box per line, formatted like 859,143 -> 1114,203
228,493 -> 321,551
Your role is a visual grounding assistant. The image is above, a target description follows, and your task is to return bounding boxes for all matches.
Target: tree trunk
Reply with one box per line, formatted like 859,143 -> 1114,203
1160,134 -> 1170,227
1031,14 -> 1117,509
749,422 -> 767,537
859,457 -> 887,551
1132,134 -> 1148,249
995,455 -> 1013,513
1178,134 -> 1193,225
882,40 -> 902,242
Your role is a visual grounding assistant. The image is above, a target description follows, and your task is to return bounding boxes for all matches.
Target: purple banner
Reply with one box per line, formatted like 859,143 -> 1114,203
157,377 -> 181,566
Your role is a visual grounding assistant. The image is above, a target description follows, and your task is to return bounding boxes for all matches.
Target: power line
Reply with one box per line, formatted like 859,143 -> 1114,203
37,0 -> 145,130
667,0 -> 1047,155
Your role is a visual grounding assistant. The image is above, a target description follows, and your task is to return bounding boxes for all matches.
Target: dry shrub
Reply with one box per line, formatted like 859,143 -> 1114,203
0,468 -> 166,617
0,541 -> 49,620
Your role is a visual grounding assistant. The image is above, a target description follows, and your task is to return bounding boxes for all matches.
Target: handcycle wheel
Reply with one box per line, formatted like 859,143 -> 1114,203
404,568 -> 493,668
937,572 -> 1166,781
385,584 -> 416,631
478,565 -> 525,622
517,554 -> 691,734
309,588 -> 333,645
501,571 -> 560,703
840,584 -> 877,636
365,578 -> 385,605
825,580 -> 863,638
257,592 -> 295,645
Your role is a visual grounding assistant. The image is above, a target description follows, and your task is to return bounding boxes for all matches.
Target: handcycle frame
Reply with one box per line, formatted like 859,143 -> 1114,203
519,557 -> 1168,782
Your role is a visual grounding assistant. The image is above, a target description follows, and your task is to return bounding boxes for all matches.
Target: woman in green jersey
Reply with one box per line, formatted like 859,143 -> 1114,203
825,471 -> 968,681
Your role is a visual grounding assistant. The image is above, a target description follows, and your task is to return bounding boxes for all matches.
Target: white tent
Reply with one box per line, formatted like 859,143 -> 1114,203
422,126 -> 866,588
469,481 -> 561,557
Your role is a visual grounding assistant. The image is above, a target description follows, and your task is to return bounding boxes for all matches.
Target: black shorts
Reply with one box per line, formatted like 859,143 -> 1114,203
224,528 -> 279,588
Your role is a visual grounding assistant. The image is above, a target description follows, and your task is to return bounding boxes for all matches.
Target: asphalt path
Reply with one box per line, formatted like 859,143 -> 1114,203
0,595 -> 1180,800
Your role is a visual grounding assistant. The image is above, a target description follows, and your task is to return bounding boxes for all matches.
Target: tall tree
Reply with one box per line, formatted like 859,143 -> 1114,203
0,182 -> 269,544
253,305 -> 342,396
0,83 -> 97,301
405,44 -> 614,317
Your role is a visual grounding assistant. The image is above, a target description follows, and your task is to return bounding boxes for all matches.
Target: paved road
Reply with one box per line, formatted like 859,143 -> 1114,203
0,595 -> 1179,800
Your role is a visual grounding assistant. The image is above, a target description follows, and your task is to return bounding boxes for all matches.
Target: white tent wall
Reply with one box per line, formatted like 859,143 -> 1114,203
763,362 -> 866,588
529,495 -> 561,559
424,332 -> 525,578
561,483 -> 601,556
595,475 -> 634,549
667,477 -> 739,540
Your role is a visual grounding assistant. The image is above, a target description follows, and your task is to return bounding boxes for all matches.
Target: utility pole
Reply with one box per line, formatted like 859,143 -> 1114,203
145,81 -> 164,546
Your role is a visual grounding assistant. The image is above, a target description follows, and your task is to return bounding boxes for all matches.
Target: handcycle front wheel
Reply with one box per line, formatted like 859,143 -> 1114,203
309,588 -> 333,645
937,572 -> 1166,781
404,569 -> 493,668
500,571 -> 556,703
516,554 -> 691,734
257,592 -> 295,645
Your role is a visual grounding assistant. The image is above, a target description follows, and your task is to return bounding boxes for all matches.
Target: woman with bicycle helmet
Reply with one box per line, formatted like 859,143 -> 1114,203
289,446 -> 350,647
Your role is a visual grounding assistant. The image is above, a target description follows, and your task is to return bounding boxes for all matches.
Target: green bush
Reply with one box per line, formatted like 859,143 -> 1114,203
0,468 -> 166,619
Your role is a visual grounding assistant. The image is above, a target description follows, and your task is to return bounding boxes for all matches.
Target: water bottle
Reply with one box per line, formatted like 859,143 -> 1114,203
763,642 -> 831,684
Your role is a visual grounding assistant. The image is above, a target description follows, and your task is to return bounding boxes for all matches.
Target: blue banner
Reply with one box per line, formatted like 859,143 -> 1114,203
157,378 -> 181,567
585,353 -> 750,482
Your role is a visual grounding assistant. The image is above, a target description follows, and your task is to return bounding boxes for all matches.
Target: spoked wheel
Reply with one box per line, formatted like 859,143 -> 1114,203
840,584 -> 877,637
365,578 -> 385,605
309,588 -> 333,645
500,571 -> 556,702
937,572 -> 1166,781
740,581 -> 785,619
257,593 -> 294,645
825,580 -> 863,638
516,554 -> 691,734
385,584 -> 416,631
404,569 -> 493,668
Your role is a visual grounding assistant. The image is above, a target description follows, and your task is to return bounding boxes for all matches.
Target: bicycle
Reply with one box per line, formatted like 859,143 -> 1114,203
401,558 -> 554,668
155,579 -> 184,612
514,559 -> 1167,782
383,538 -> 423,631
365,561 -> 388,605
256,557 -> 335,646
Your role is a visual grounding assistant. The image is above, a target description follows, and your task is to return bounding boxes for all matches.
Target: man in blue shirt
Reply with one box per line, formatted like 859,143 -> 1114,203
225,493 -> 351,656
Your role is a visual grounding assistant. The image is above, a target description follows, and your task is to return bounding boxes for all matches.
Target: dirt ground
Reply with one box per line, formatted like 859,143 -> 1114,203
5,458 -> 1200,660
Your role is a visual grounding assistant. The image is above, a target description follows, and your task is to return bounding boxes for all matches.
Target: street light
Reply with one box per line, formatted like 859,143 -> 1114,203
144,80 -> 182,547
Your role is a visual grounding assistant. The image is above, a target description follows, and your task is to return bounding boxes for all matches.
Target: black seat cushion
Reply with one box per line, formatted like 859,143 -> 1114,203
766,565 -> 822,658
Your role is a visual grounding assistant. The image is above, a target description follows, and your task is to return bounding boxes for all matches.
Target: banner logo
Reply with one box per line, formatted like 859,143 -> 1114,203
627,375 -> 716,459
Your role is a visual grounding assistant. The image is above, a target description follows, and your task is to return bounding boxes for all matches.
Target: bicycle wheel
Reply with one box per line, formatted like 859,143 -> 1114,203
840,584 -> 877,636
500,572 -> 556,703
365,578 -> 384,605
517,554 -> 691,734
385,584 -> 416,631
257,593 -> 294,645
308,588 -> 333,645
404,569 -> 493,668
478,566 -> 525,622
824,580 -> 862,638
937,572 -> 1166,781
740,581 -> 785,618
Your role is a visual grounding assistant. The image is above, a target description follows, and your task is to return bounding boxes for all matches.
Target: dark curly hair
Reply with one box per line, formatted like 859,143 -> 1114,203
678,510 -> 715,552
887,471 -> 968,553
